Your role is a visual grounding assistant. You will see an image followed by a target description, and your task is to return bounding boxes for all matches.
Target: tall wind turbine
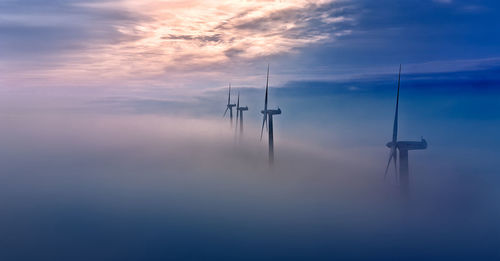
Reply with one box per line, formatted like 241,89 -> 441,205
223,83 -> 236,126
260,65 -> 282,165
384,65 -> 427,197
235,91 -> 248,136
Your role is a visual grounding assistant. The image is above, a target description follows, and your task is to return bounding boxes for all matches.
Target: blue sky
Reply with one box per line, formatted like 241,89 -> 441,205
1,0 -> 499,92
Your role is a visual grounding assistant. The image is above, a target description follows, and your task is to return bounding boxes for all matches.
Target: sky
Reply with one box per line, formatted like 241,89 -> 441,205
1,0 -> 500,260
1,0 -> 499,92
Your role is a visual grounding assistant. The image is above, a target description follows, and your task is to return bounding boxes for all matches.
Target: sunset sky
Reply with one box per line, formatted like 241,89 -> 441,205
1,0 -> 499,93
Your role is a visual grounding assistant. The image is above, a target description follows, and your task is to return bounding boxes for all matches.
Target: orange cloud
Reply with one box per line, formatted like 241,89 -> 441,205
2,0 -> 354,87
74,1 -> 351,79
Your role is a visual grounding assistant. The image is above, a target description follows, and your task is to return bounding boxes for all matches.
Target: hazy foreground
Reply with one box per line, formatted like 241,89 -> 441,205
0,111 -> 498,260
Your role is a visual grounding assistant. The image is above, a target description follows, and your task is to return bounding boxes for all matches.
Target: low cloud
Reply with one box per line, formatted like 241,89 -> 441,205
0,112 -> 498,259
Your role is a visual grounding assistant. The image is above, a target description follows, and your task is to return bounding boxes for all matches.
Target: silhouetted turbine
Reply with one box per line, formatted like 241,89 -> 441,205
223,83 -> 237,126
235,91 -> 248,137
384,65 -> 427,197
260,65 -> 281,165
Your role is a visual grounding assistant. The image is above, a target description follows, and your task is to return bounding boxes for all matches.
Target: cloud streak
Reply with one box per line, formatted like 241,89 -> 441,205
0,0 -> 354,87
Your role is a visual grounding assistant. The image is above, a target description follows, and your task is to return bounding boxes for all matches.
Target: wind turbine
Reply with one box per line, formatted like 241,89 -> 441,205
235,91 -> 248,136
260,65 -> 282,165
384,65 -> 427,197
223,83 -> 236,126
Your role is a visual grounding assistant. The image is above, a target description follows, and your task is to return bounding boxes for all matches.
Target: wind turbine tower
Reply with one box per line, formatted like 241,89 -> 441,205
260,65 -> 282,165
223,84 -> 237,126
384,65 -> 427,197
235,92 -> 248,136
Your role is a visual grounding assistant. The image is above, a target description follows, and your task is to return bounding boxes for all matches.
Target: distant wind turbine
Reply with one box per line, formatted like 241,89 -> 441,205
223,83 -> 237,126
384,65 -> 427,197
235,91 -> 248,136
260,65 -> 282,165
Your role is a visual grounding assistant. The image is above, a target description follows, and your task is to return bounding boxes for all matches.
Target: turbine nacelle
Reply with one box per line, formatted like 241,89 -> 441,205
261,108 -> 281,116
227,104 -> 236,108
237,106 -> 248,111
386,138 -> 427,150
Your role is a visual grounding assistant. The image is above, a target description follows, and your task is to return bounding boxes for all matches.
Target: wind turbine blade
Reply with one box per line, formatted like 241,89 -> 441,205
260,115 -> 267,141
223,107 -> 228,117
393,151 -> 398,183
236,93 -> 240,123
392,65 -> 401,144
265,64 -> 269,112
384,150 -> 394,180
227,83 -> 231,105
237,92 -> 240,109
